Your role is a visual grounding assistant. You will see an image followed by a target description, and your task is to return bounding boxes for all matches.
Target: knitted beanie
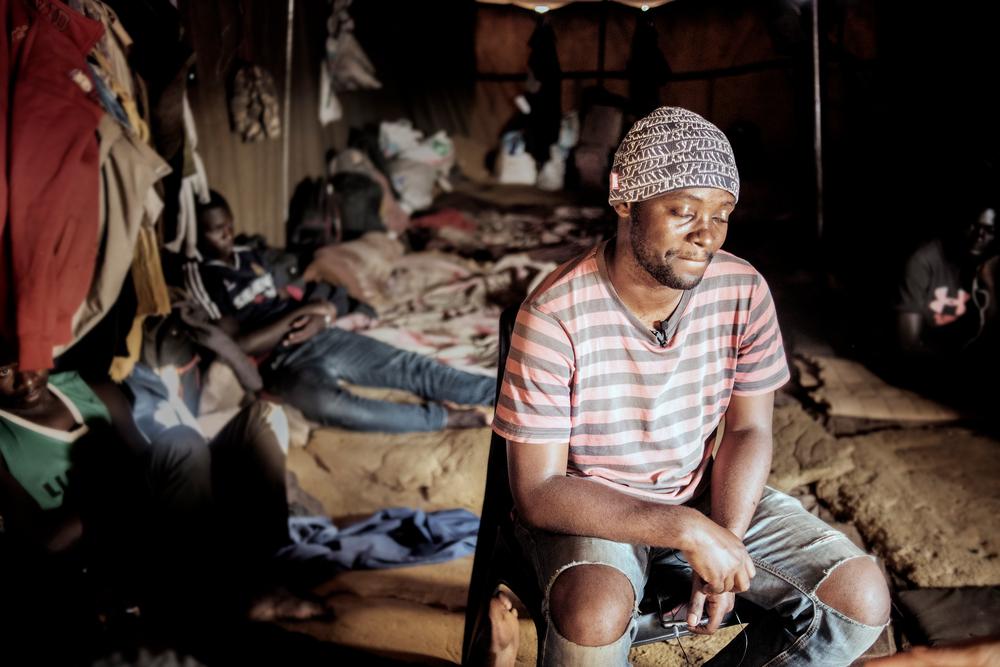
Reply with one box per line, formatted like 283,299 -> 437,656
608,106 -> 739,205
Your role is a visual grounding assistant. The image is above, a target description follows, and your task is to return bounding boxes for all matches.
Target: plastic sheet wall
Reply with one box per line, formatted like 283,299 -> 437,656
181,0 -> 880,244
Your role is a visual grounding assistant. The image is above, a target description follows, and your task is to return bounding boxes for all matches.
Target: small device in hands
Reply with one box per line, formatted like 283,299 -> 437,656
659,604 -> 709,629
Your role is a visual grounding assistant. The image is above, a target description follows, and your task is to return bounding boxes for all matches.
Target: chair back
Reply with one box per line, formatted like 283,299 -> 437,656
462,305 -> 546,663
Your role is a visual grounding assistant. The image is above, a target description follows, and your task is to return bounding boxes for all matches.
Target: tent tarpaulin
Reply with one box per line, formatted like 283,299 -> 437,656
478,0 -> 674,10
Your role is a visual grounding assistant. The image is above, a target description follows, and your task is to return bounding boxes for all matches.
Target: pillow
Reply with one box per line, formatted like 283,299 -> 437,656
303,232 -> 405,308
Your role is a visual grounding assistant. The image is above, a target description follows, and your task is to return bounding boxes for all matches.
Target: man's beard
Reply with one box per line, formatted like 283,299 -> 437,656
630,217 -> 711,290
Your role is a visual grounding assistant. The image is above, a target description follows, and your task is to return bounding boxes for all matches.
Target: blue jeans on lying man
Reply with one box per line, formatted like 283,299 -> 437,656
516,487 -> 887,667
266,327 -> 495,432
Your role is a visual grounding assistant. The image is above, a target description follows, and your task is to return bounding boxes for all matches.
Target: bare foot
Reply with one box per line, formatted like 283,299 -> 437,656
248,588 -> 326,622
445,406 -> 492,429
487,588 -> 519,667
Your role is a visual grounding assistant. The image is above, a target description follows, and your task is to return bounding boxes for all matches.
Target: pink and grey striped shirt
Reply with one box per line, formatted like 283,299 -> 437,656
494,240 -> 789,504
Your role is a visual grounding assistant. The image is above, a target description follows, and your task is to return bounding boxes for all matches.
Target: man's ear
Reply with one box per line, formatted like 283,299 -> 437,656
613,201 -> 632,220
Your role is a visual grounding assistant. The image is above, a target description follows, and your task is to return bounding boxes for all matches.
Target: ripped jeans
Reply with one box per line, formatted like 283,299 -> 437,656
515,487 -> 886,666
266,327 -> 495,432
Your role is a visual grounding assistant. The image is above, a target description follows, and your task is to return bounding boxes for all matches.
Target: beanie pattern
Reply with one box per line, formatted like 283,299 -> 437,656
609,107 -> 739,204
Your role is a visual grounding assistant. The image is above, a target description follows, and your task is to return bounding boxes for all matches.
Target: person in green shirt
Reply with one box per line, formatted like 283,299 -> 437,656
0,346 -> 320,662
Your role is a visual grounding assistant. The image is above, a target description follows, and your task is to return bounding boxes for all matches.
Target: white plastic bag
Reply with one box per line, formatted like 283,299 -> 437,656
380,120 -> 424,159
536,144 -> 567,191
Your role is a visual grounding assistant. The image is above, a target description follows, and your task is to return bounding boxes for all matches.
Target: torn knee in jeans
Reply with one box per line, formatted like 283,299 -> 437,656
815,555 -> 891,626
547,563 -> 635,647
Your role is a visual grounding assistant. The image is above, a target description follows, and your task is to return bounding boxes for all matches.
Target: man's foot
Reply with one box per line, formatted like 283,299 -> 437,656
487,588 -> 519,667
445,406 -> 492,429
248,588 -> 327,622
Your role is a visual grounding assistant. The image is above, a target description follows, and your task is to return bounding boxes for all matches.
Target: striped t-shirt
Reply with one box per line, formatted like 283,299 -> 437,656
493,240 -> 789,504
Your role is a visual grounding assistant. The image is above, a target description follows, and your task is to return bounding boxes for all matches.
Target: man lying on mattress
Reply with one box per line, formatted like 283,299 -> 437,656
185,190 -> 492,432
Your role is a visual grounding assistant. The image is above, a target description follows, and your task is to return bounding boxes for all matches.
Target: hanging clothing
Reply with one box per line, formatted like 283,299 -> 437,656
77,0 -> 134,97
0,9 -> 11,277
0,0 -> 32,241
74,0 -> 148,140
318,0 -> 380,126
89,53 -> 147,140
325,32 -> 381,91
131,225 -> 173,323
3,0 -> 106,371
318,64 -> 343,126
100,0 -> 191,154
523,21 -> 562,165
230,64 -> 281,143
109,235 -> 173,382
163,93 -> 209,260
55,114 -> 171,357
627,19 -> 671,117
88,62 -> 132,129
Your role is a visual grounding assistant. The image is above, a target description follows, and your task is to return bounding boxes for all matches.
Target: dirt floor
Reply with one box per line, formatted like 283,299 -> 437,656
287,419 -> 748,664
278,365 -> 999,664
269,197 -> 999,663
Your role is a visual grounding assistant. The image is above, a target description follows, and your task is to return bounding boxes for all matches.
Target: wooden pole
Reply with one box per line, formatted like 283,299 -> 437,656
281,0 -> 295,222
597,0 -> 608,87
812,0 -> 824,240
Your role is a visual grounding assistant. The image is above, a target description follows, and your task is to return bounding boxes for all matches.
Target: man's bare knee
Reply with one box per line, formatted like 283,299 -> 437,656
548,564 -> 634,647
816,556 -> 890,626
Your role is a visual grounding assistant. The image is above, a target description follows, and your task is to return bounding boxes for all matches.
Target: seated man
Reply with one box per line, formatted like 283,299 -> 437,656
493,107 -> 890,665
895,202 -> 997,399
185,191 -> 494,432
0,345 -> 316,662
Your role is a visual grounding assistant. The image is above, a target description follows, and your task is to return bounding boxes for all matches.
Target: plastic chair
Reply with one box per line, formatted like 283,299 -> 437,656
462,305 -> 737,665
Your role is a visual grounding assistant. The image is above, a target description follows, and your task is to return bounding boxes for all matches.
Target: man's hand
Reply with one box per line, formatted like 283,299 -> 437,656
333,312 -> 374,332
293,301 -> 338,322
682,514 -> 755,596
687,574 -> 735,633
282,315 -> 327,347
281,302 -> 338,347
680,514 -> 755,634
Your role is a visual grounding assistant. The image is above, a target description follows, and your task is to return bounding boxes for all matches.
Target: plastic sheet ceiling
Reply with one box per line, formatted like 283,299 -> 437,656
477,0 -> 675,11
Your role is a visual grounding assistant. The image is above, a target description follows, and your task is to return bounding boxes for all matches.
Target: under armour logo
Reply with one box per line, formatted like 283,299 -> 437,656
929,286 -> 969,326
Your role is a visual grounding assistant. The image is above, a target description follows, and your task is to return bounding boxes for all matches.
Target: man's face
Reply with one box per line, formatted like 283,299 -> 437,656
621,187 -> 735,290
198,207 -> 235,261
966,207 -> 996,258
0,359 -> 49,410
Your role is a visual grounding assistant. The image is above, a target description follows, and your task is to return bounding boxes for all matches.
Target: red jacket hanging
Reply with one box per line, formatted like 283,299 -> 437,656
3,0 -> 105,370
0,0 -> 33,348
